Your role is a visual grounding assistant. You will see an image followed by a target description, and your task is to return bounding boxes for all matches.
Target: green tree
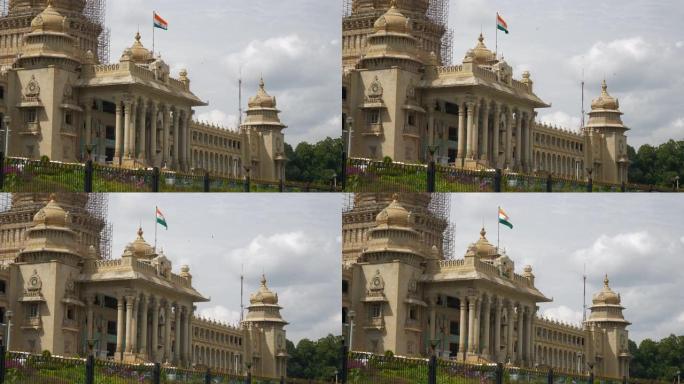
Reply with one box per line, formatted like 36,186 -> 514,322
285,137 -> 343,184
287,334 -> 343,381
630,334 -> 684,380
629,140 -> 684,188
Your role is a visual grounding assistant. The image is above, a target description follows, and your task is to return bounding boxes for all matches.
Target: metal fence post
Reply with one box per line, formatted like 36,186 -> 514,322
280,376 -> 285,384
546,174 -> 553,192
341,344 -> 348,384
85,355 -> 95,384
427,354 -> 437,384
589,371 -> 594,384
494,169 -> 502,192
203,172 -> 210,192
0,345 -> 6,384
152,167 -> 160,193
621,182 -> 626,192
623,376 -> 627,384
205,368 -> 211,384
244,176 -> 250,193
0,151 -> 5,191
427,161 -> 436,193
495,363 -> 503,384
84,159 -> 94,193
587,177 -> 593,193
547,368 -> 553,384
279,177 -> 284,193
153,362 -> 161,384
246,371 -> 252,384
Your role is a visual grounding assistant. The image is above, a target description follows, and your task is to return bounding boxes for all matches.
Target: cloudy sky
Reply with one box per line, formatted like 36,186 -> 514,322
106,0 -> 340,146
445,194 -> 684,344
447,0 -> 684,147
107,194 -> 342,343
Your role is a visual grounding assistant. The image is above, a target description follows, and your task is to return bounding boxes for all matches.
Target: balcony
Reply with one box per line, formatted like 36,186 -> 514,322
61,125 -> 77,137
362,123 -> 383,137
364,317 -> 385,330
19,122 -> 41,136
22,316 -> 42,330
402,125 -> 420,138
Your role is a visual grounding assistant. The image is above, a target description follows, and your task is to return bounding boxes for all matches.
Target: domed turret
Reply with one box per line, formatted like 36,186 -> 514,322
592,274 -> 621,305
127,32 -> 154,64
250,274 -> 279,305
126,226 -> 155,258
373,0 -> 412,35
248,78 -> 277,109
591,80 -> 619,111
465,33 -> 496,65
30,0 -> 67,34
33,195 -> 70,228
473,227 -> 498,259
375,194 -> 412,228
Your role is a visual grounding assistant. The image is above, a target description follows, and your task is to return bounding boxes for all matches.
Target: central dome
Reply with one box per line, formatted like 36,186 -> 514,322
250,275 -> 279,305
373,0 -> 412,35
128,227 -> 155,258
248,78 -> 277,109
591,80 -> 620,111
473,227 -> 498,259
33,195 -> 70,228
128,32 -> 154,64
375,194 -> 412,228
592,275 -> 621,305
31,0 -> 67,33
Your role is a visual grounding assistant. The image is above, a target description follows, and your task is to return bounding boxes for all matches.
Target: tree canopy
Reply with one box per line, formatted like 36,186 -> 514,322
285,137 -> 343,184
630,334 -> 684,380
629,140 -> 684,188
287,334 -> 343,381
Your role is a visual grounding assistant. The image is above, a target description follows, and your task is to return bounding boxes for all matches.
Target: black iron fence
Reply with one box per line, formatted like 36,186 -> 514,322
0,347 -> 326,384
342,350 -> 667,384
0,153 -> 339,193
344,158 -> 676,193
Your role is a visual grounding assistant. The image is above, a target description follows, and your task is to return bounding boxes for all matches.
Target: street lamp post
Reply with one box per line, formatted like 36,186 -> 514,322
347,310 -> 355,352
5,310 -> 12,351
344,117 -> 354,157
1,116 -> 11,155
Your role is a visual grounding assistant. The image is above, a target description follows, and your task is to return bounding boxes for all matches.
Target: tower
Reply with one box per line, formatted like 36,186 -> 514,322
585,80 -> 630,184
241,79 -> 287,182
243,275 -> 288,378
586,275 -> 631,378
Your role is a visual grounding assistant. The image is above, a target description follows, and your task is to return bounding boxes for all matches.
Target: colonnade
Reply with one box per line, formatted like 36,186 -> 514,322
83,95 -> 193,171
534,151 -> 585,179
428,294 -> 536,366
535,344 -> 585,373
192,345 -> 243,373
192,150 -> 242,177
85,293 -> 193,366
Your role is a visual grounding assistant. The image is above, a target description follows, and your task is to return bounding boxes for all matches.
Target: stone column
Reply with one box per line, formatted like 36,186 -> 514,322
86,294 -> 95,341
528,116 -> 535,171
116,295 -> 125,356
125,295 -> 134,353
130,101 -> 138,160
482,296 -> 491,357
457,102 -> 466,161
174,304 -> 181,363
131,295 -> 139,354
150,102 -> 158,165
465,102 -> 474,159
173,108 -> 180,168
84,98 -> 93,148
139,294 -> 148,356
123,100 -> 132,158
114,102 -> 123,162
162,105 -> 170,167
515,112 -> 522,168
458,296 -> 467,356
185,112 -> 192,170
472,104 -> 480,160
507,304 -> 514,362
492,104 -> 500,168
185,307 -> 193,365
139,100 -> 148,162
481,103 -> 489,162
164,303 -> 172,362
494,298 -> 501,361
473,298 -> 481,354
505,109 -> 513,168
527,307 -> 535,366
517,304 -> 524,364
151,298 -> 159,362
467,296 -> 476,353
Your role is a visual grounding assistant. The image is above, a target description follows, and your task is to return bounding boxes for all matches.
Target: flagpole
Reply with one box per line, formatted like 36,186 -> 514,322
497,206 -> 500,250
495,13 -> 498,57
152,11 -> 155,55
154,205 -> 158,250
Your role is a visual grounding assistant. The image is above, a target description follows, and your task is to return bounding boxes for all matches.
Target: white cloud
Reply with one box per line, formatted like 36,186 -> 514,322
540,306 -> 583,326
197,305 -> 242,327
195,109 -> 238,129
538,111 -> 582,131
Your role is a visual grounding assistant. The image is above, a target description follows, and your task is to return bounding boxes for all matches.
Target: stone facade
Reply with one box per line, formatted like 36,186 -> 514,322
0,193 -> 287,378
342,193 -> 631,378
342,0 -> 629,184
0,1 -> 286,182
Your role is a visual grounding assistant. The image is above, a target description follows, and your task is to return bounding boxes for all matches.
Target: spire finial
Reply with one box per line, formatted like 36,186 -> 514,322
604,274 -> 609,287
261,274 -> 267,286
259,77 -> 265,89
601,79 -> 608,94
46,0 -> 54,7
391,193 -> 399,202
137,226 -> 144,238
480,227 -> 486,238
389,0 -> 398,8
478,33 -> 484,43
135,31 -> 141,42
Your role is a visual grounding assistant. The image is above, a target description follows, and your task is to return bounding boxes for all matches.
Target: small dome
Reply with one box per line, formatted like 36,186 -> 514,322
592,274 -> 621,305
250,274 -> 278,305
247,78 -> 277,108
373,0 -> 412,35
466,34 -> 495,64
591,80 -> 620,111
128,226 -> 154,258
128,32 -> 154,64
31,0 -> 67,33
473,227 -> 497,258
375,194 -> 412,227
33,195 -> 69,228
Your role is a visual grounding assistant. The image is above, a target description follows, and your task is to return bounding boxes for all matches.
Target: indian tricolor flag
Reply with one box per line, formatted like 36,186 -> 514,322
153,11 -> 168,30
498,207 -> 513,229
156,207 -> 168,230
497,13 -> 509,34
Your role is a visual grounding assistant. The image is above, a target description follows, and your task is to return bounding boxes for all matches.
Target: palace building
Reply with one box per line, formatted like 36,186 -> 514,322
342,193 -> 631,378
0,0 -> 286,182
342,0 -> 630,184
0,193 -> 288,378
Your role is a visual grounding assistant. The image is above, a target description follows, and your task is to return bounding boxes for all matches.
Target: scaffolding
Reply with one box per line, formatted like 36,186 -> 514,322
83,0 -> 110,64
85,193 -> 113,260
0,0 -> 7,17
426,0 -> 452,66
343,0 -> 352,17
0,193 -> 9,213
427,193 -> 454,259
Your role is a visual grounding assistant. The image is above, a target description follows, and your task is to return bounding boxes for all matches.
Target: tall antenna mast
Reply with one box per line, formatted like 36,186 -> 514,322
581,66 -> 585,129
582,263 -> 587,323
240,263 -> 244,322
238,66 -> 243,128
